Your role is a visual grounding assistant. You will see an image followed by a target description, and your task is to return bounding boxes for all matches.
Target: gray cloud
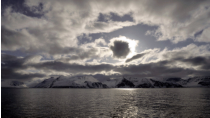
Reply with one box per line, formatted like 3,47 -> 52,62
1,68 -> 44,80
1,26 -> 102,61
1,54 -> 45,80
1,26 -> 29,51
2,0 -> 210,57
1,26 -> 78,55
31,61 -> 114,74
56,48 -> 99,62
2,0 -> 210,64
29,56 -> 210,78
2,0 -> 210,82
110,40 -> 130,59
174,56 -> 210,70
126,53 -> 148,63
2,53 -> 210,81
117,59 -> 210,78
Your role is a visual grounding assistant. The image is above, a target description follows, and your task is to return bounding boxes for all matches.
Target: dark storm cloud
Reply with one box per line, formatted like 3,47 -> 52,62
175,56 -> 210,70
126,53 -> 148,63
1,54 -> 45,80
31,61 -> 114,74
1,68 -> 44,80
182,56 -> 208,65
110,40 -> 130,59
2,54 -> 25,69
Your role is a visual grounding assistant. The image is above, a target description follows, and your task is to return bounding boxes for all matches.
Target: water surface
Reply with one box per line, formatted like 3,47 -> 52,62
2,88 -> 210,118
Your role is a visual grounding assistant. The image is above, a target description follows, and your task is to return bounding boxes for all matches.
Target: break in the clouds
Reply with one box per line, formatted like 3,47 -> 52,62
1,0 -> 210,84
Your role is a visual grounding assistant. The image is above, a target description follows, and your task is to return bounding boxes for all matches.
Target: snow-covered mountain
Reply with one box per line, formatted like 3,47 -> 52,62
34,76 -> 108,88
121,77 -> 183,88
116,78 -> 135,88
34,77 -> 57,88
126,77 -> 154,88
166,76 -> 210,87
150,79 -> 183,88
5,75 -> 209,88
102,76 -> 210,88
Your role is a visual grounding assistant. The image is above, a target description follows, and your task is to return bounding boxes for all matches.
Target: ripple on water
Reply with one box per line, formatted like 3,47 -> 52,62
2,88 -> 210,118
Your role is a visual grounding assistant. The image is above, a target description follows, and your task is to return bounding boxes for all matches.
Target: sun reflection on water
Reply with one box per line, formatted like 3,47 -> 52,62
116,88 -> 137,91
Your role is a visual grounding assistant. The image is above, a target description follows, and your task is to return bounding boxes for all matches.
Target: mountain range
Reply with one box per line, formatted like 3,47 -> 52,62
3,75 -> 209,88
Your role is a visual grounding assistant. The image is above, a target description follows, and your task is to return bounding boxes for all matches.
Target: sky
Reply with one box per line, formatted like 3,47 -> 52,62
1,0 -> 210,85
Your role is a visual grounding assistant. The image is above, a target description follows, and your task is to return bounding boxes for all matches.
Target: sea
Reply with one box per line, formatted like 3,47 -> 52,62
2,88 -> 210,118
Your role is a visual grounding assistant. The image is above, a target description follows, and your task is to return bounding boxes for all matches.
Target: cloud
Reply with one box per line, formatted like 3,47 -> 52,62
81,38 -> 108,48
2,68 -> 45,80
1,2 -> 136,58
126,52 -> 148,63
27,43 -> 210,78
2,0 -> 210,59
1,26 -> 31,51
160,44 -> 210,61
2,0 -> 210,83
27,56 -> 210,79
30,61 -> 115,75
196,27 -> 210,42
2,25 -> 109,62
109,36 -> 139,59
56,48 -> 99,62
110,40 -> 130,59
135,43 -> 210,64
2,46 -> 210,82
1,54 -> 45,80
175,56 -> 210,70
117,60 -> 210,78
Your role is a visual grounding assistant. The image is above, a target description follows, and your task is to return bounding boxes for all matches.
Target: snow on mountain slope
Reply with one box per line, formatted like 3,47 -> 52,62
35,76 -> 107,88
52,76 -> 99,88
150,79 -> 183,88
102,77 -> 152,88
51,77 -> 80,88
125,77 -> 153,88
184,76 -> 210,87
102,76 -> 182,88
116,78 -> 135,88
72,76 -> 99,86
102,78 -> 123,88
165,78 -> 188,85
164,76 -> 210,87
34,77 -> 57,88
33,75 -> 210,88
85,81 -> 108,88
